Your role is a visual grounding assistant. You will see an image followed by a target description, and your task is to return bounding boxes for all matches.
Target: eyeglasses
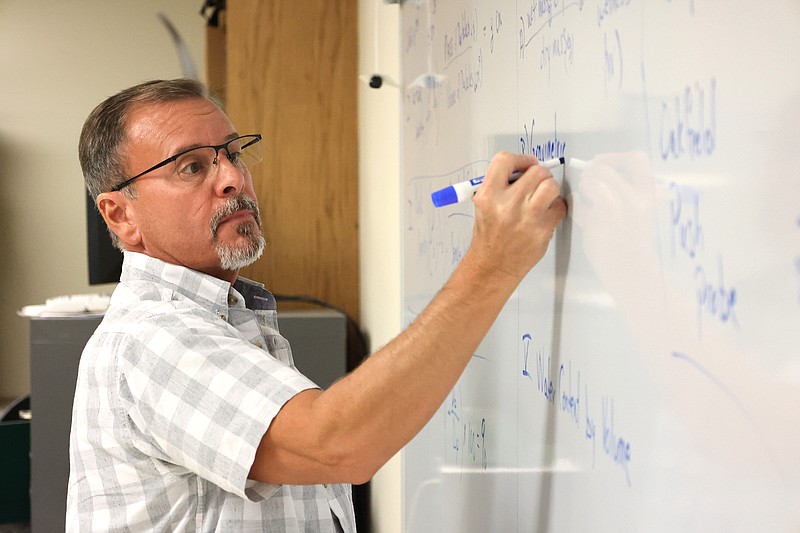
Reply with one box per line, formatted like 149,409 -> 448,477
110,134 -> 263,192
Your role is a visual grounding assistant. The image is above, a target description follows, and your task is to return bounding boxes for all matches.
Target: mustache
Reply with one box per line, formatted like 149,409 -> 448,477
210,195 -> 262,239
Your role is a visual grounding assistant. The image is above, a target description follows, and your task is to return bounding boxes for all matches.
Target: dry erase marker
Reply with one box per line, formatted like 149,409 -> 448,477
568,157 -> 588,170
431,157 -> 565,207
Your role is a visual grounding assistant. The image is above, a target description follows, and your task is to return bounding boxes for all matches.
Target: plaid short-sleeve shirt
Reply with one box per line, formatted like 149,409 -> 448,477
67,252 -> 355,532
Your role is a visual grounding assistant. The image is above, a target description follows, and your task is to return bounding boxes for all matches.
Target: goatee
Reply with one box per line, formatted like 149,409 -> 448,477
210,194 -> 266,270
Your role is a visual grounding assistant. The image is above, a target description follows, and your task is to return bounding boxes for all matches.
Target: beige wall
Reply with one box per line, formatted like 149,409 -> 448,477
358,2 -> 403,532
0,1 -> 205,399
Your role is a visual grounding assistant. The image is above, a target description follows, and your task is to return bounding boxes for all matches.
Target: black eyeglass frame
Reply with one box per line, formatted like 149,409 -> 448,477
110,134 -> 263,192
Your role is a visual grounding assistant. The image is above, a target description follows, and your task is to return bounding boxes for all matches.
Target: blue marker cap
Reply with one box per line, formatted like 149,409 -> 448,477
431,186 -> 458,207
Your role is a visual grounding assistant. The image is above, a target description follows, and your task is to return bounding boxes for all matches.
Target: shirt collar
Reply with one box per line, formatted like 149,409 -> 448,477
120,251 -> 276,312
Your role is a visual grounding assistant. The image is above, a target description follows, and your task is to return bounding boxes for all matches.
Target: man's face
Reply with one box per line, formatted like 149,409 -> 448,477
119,97 -> 265,281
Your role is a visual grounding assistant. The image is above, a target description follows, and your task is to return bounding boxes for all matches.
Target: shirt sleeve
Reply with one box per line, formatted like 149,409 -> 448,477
116,304 -> 319,501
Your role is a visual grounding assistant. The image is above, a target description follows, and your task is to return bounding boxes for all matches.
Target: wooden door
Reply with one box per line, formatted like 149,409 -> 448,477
212,0 -> 360,323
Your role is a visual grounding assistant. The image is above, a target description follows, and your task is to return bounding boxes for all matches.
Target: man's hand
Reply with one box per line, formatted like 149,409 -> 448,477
469,152 -> 567,282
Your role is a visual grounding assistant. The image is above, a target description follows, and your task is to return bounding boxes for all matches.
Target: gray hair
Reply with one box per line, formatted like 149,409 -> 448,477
79,79 -> 219,248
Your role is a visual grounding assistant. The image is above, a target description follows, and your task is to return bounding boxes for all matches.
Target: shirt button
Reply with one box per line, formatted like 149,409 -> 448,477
217,312 -> 227,321
228,295 -> 238,305
253,341 -> 263,349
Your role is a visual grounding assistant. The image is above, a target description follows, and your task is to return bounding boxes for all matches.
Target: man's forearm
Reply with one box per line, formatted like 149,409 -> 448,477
312,247 -> 522,478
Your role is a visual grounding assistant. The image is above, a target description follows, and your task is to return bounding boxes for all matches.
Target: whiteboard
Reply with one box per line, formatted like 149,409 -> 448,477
400,1 -> 800,532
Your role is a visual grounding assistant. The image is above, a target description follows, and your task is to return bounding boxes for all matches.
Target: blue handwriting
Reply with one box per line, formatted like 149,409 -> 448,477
522,333 -> 534,379
603,28 -> 623,92
559,362 -> 581,427
519,115 -> 567,161
602,396 -> 632,486
482,9 -> 504,53
521,332 -> 631,486
584,384 -> 597,466
540,27 -> 575,79
519,0 -> 584,60
659,78 -> 717,161
443,9 -> 478,67
596,0 -> 632,26
536,350 -> 557,404
669,182 -> 704,260
446,388 -> 489,469
695,255 -> 740,337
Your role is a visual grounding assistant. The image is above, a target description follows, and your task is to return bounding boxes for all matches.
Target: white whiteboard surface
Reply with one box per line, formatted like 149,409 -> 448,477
400,1 -> 800,531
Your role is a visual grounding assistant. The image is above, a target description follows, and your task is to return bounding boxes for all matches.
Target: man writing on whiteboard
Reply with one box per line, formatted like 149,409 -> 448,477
67,79 -> 566,531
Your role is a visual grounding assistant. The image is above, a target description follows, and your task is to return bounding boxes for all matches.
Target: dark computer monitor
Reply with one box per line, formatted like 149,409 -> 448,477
85,190 -> 122,285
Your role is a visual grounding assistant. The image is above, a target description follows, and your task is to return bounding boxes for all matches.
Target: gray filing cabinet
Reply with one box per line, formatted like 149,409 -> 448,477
27,309 -> 346,532
29,316 -> 101,533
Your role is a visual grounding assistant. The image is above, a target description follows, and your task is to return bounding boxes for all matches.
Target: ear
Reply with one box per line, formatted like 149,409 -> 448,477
96,192 -> 142,248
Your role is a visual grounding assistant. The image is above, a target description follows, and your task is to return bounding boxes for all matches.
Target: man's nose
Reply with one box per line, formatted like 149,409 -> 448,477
213,151 -> 246,196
